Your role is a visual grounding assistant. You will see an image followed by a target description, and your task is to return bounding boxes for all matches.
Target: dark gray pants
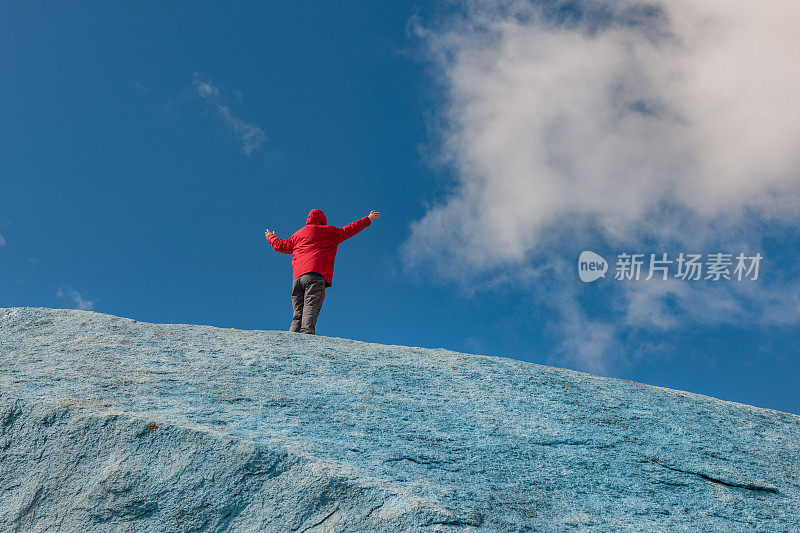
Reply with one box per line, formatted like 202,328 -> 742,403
290,272 -> 326,334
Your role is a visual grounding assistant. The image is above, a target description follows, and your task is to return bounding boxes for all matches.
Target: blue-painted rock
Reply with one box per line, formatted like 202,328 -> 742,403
1,307 -> 798,531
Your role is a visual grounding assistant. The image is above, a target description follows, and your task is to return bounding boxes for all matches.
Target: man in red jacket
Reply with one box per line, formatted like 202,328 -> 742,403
265,208 -> 380,334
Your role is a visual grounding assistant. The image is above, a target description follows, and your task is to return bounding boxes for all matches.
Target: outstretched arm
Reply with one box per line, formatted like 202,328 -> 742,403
337,210 -> 379,243
265,229 -> 294,254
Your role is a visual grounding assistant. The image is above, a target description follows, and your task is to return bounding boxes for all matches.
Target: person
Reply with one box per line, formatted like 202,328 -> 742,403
265,209 -> 380,334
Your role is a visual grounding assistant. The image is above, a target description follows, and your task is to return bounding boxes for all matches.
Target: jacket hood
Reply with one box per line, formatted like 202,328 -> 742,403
306,209 -> 327,225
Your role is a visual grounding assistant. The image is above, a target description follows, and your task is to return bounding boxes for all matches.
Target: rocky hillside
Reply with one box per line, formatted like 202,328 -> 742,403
1,307 -> 798,531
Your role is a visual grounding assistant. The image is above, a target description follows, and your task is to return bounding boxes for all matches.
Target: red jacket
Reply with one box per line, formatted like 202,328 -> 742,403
268,209 -> 371,287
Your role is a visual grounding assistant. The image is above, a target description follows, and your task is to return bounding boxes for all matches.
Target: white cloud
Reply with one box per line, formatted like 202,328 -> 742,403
56,287 -> 95,311
406,0 -> 800,274
192,74 -> 267,155
552,294 -> 623,375
0,233 -> 5,246
405,0 -> 800,371
134,81 -> 151,94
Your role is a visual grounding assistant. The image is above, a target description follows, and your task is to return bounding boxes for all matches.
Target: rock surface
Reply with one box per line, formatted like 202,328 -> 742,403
1,307 -> 798,531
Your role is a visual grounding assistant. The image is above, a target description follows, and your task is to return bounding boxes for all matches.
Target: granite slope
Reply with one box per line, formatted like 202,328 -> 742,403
1,307 -> 798,531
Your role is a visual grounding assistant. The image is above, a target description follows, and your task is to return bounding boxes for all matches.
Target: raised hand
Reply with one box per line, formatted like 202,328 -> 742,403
265,229 -> 276,240
368,210 -> 380,221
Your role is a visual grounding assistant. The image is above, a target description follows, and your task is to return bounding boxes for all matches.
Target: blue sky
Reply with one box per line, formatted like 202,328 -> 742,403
2,1 -> 799,414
